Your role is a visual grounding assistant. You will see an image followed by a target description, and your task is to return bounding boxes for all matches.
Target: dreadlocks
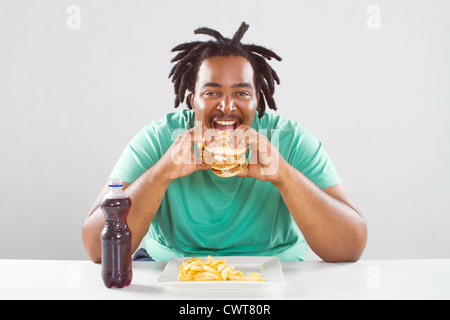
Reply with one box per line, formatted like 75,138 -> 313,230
169,22 -> 282,118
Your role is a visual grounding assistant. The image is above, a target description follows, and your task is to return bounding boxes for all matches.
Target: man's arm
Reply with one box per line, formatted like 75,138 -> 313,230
234,124 -> 367,262
82,160 -> 171,263
82,126 -> 210,263
272,164 -> 367,262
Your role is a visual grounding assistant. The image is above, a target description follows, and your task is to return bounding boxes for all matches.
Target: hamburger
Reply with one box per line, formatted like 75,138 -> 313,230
200,129 -> 248,178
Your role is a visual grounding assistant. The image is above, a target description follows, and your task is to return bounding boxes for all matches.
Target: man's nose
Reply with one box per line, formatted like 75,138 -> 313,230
217,96 -> 236,114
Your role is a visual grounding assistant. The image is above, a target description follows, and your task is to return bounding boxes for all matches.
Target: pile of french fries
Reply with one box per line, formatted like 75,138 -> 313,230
178,256 -> 263,281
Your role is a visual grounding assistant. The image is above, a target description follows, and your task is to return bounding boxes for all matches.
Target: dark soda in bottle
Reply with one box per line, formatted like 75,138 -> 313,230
100,178 -> 132,288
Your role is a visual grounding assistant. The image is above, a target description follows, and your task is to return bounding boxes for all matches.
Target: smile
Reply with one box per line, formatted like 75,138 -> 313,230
213,120 -> 238,131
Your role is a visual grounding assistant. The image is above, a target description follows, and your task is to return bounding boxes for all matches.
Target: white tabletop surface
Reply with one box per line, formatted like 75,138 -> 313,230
1,258 -> 449,300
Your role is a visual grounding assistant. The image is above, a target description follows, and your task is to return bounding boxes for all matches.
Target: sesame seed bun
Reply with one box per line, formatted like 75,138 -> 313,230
201,131 -> 248,178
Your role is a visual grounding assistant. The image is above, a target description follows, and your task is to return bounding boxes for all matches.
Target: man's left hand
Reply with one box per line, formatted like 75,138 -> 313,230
229,124 -> 287,184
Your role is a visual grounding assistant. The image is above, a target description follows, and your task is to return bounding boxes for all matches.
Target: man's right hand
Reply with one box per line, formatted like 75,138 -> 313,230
82,125 -> 213,262
159,124 -> 216,182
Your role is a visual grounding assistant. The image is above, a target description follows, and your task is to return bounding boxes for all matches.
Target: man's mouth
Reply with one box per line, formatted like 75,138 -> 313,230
213,120 -> 239,131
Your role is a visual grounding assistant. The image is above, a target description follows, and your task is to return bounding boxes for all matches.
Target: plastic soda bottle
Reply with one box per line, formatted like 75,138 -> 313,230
100,178 -> 132,288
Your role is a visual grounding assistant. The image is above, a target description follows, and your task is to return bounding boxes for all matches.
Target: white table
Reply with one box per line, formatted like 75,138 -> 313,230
1,259 -> 449,300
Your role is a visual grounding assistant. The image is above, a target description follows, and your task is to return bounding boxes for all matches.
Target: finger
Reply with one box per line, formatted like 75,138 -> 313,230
190,125 -> 204,145
248,147 -> 259,165
176,127 -> 208,156
242,131 -> 259,150
229,125 -> 254,148
196,162 -> 210,171
190,147 -> 203,165
202,126 -> 220,147
171,130 -> 198,160
235,167 -> 249,178
173,128 -> 196,147
229,124 -> 250,137
228,124 -> 249,141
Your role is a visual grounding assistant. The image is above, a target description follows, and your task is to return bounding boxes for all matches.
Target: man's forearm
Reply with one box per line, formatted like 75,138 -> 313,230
272,162 -> 367,262
82,160 -> 171,263
123,161 -> 172,252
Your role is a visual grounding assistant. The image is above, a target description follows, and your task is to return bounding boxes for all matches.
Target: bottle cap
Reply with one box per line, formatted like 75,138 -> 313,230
108,178 -> 123,188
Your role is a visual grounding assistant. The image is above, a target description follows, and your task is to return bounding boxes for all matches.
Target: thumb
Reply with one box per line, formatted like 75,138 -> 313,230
196,163 -> 210,171
235,166 -> 250,178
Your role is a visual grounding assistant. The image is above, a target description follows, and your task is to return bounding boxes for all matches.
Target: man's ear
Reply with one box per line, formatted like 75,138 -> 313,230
188,92 -> 194,109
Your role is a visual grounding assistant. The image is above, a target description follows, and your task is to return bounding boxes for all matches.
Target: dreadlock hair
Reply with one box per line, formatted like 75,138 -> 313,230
169,22 -> 282,118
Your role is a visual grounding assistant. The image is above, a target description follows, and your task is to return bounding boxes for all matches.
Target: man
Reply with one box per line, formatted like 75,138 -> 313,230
82,22 -> 367,263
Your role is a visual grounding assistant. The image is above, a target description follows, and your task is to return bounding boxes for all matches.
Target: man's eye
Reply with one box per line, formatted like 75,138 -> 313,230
237,91 -> 250,96
204,91 -> 218,96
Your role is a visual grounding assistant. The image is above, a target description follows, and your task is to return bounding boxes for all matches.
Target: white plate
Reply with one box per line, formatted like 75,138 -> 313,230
157,256 -> 285,289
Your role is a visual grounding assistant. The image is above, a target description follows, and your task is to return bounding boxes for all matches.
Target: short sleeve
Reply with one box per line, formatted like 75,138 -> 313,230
109,120 -> 176,184
109,127 -> 159,183
287,126 -> 342,189
109,110 -> 195,184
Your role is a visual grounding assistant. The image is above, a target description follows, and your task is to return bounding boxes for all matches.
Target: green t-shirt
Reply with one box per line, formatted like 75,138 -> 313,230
110,109 -> 342,261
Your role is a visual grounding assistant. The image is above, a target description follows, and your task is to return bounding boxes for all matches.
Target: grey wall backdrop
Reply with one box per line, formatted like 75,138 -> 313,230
1,0 -> 449,260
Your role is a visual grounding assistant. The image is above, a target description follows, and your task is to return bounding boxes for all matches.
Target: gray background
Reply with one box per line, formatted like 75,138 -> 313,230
1,0 -> 449,260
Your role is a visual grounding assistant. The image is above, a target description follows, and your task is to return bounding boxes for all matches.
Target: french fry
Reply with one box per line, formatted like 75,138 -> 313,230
178,256 -> 263,282
190,265 -> 203,272
183,260 -> 203,271
202,264 -> 217,273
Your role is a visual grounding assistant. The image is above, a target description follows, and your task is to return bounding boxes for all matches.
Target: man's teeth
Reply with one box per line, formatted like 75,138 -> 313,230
216,121 -> 236,125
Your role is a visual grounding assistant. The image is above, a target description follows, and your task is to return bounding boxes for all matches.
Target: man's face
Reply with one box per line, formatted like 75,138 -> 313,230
189,55 -> 259,131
